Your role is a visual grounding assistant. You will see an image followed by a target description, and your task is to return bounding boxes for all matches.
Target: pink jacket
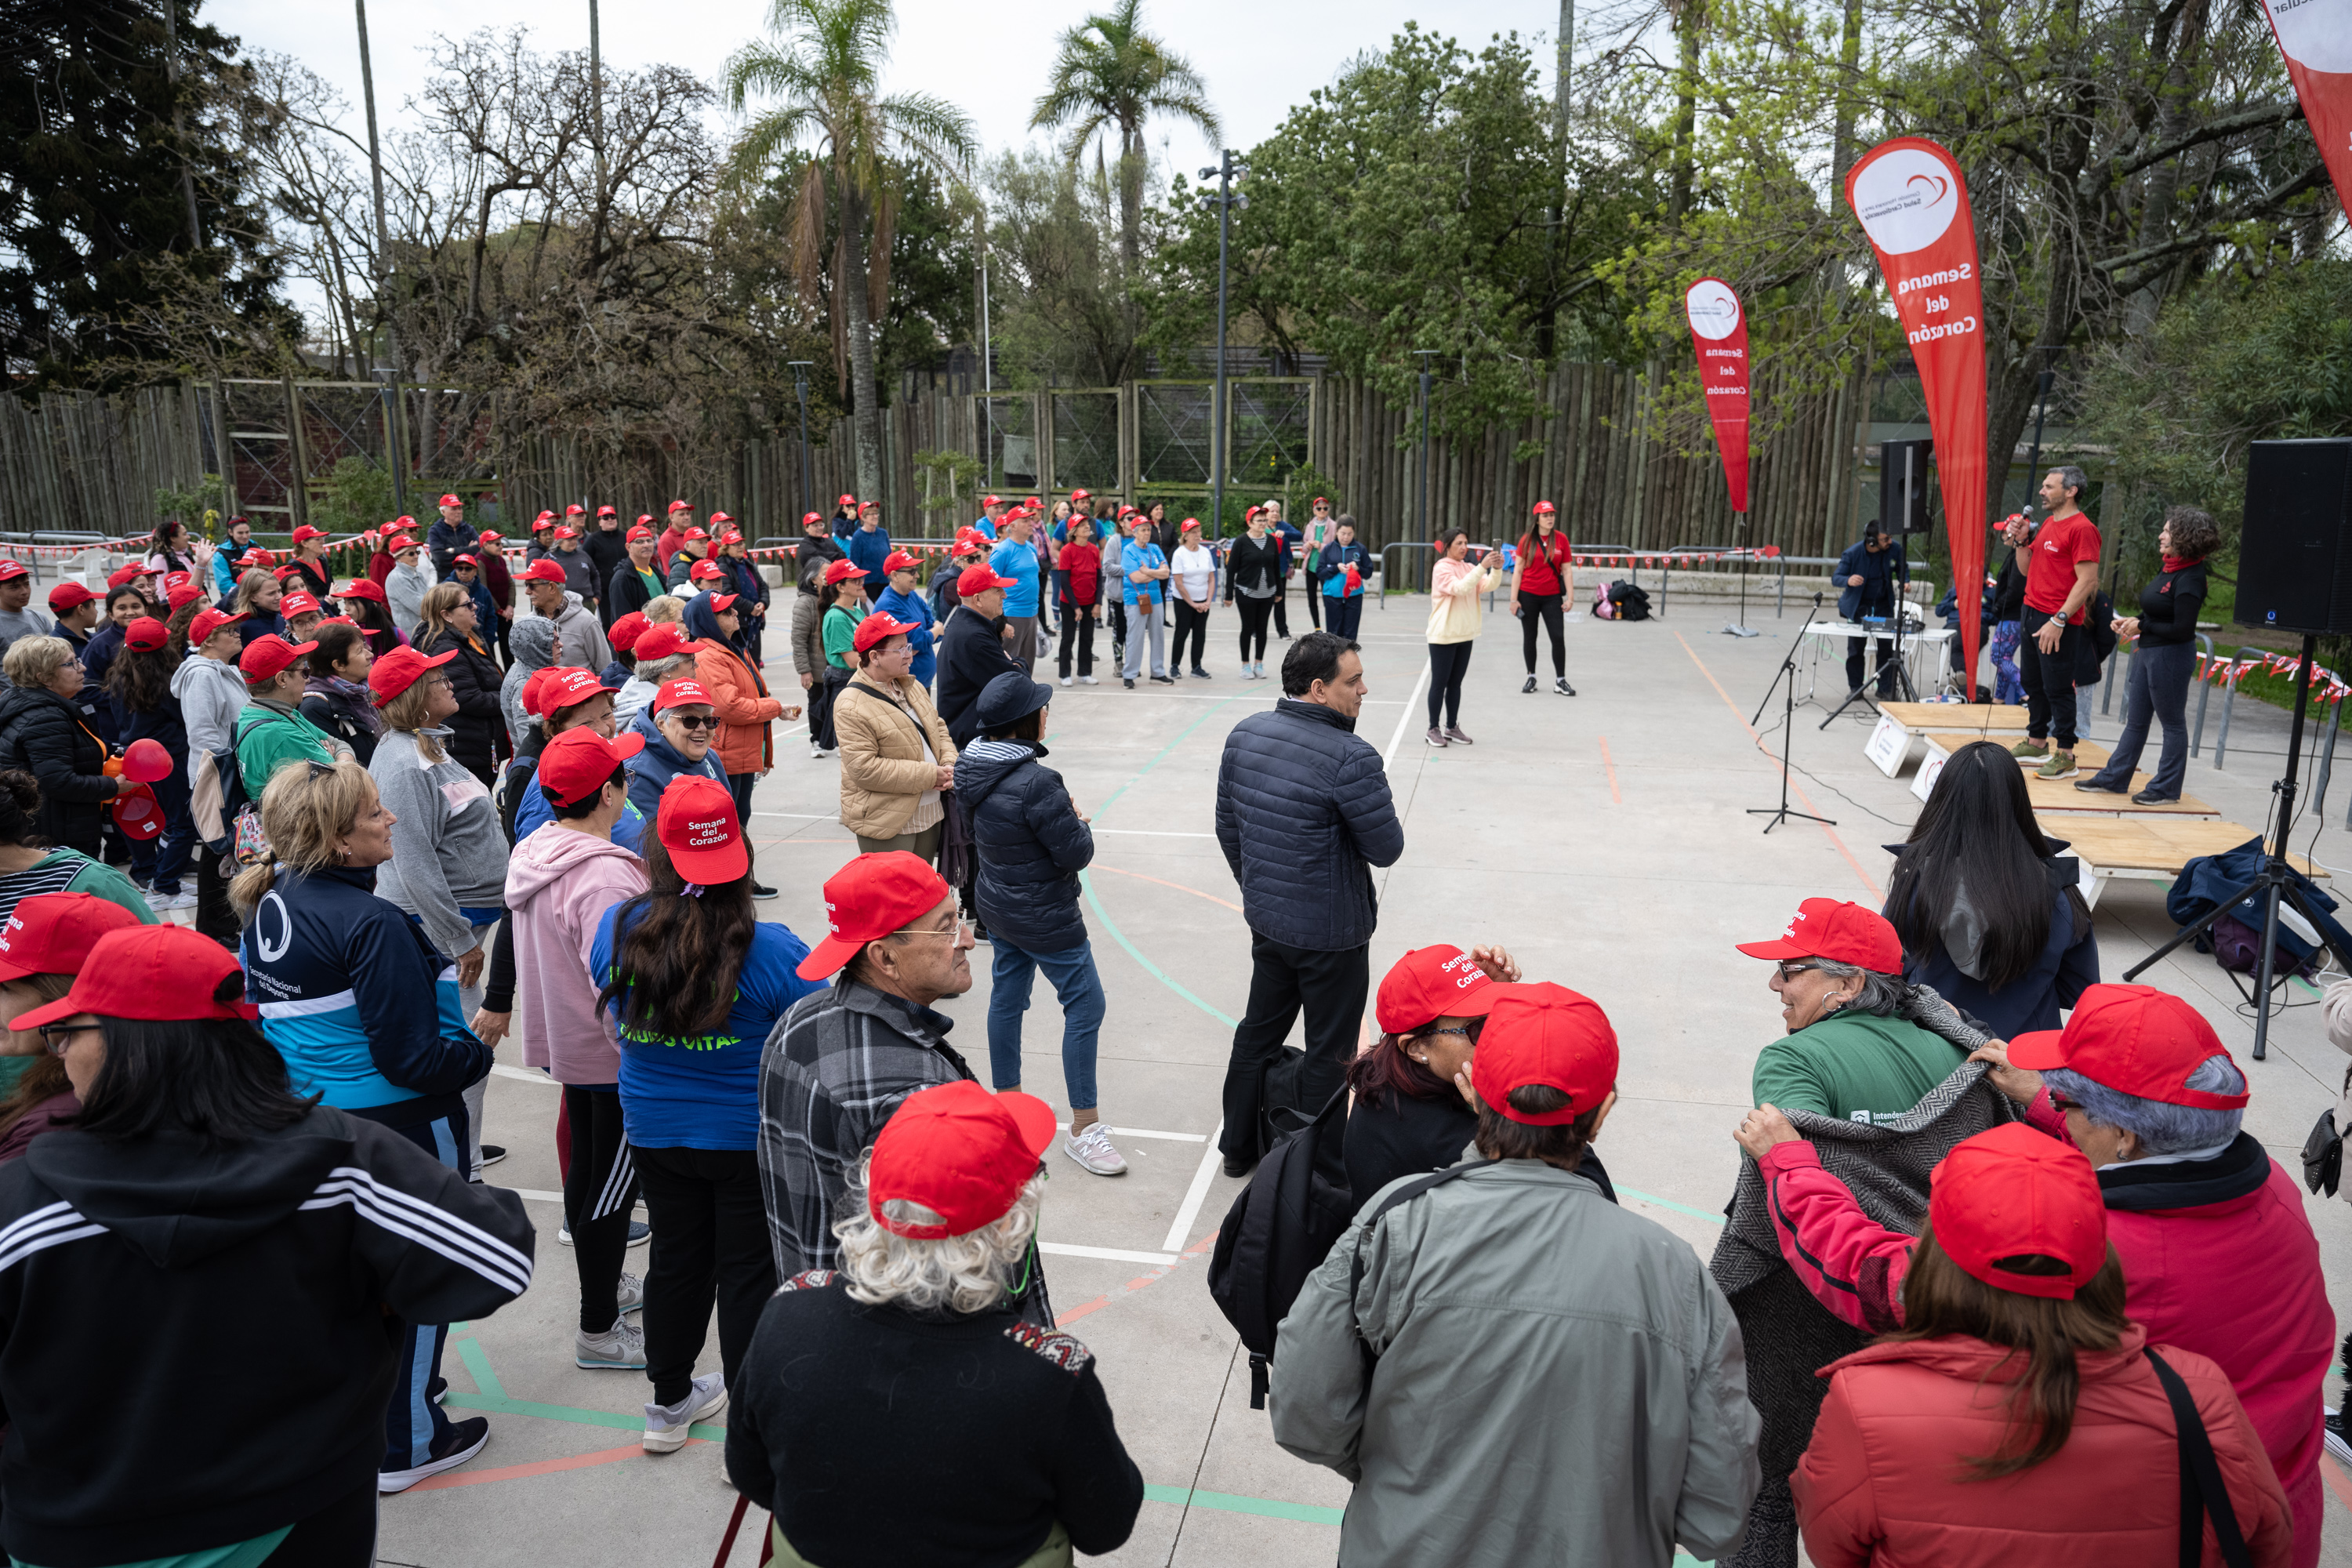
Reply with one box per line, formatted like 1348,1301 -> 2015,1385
1760,1098 -> 2334,1568
503,823 -> 648,1084
1795,1323 -> 2292,1568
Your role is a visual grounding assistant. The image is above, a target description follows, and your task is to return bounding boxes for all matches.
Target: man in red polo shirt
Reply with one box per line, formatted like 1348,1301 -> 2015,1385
655,500 -> 693,572
2012,465 -> 2103,779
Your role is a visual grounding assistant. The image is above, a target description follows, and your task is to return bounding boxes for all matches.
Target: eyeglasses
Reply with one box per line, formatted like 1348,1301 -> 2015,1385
889,920 -> 971,942
1774,960 -> 1824,983
666,713 -> 719,731
1418,1025 -> 1474,1040
38,1023 -> 98,1056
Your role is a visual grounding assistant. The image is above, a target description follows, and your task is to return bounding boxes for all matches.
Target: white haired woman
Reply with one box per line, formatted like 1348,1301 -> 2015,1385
725,1080 -> 1144,1568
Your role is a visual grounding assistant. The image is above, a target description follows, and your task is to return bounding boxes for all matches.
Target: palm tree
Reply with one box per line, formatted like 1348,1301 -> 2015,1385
1030,0 -> 1219,311
725,0 -> 977,503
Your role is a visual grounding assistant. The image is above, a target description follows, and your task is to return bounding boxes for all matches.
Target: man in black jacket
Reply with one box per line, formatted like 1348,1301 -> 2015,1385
425,493 -> 479,580
1214,630 -> 1405,1175
935,564 -> 1022,748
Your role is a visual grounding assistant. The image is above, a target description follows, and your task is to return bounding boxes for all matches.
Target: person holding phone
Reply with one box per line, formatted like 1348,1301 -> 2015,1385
1511,500 -> 1575,695
1424,531 -> 1503,747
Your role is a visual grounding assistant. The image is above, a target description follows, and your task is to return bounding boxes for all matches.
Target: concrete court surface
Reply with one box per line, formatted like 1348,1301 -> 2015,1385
379,593 -> 2352,1568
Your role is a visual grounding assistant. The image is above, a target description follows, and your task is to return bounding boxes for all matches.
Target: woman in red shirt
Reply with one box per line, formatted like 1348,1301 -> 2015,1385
1511,500 -> 1575,695
1056,515 -> 1103,686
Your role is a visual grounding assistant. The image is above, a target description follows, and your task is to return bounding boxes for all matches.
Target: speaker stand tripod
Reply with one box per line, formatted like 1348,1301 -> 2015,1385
1818,601 -> 1919,728
2123,633 -> 2352,1059
1749,596 -> 1837,833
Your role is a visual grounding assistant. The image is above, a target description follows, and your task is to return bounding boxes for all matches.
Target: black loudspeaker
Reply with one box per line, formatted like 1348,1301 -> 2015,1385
1879,439 -> 1934,535
2236,438 -> 2352,634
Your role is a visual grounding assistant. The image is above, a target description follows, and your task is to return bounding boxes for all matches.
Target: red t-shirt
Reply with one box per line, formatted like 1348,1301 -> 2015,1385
1517,533 -> 1572,596
2024,511 -> 2101,623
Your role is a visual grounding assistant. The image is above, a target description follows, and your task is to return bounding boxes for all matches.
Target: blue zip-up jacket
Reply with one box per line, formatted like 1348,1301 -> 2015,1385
846,526 -> 893,597
623,704 -> 726,821
241,864 -> 491,1128
1320,542 -> 1370,599
873,585 -> 938,686
510,762 -> 648,852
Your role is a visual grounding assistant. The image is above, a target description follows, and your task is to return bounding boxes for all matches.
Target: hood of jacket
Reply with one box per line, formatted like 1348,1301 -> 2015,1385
508,613 -> 557,670
0,684 -> 66,733
24,1120 -> 352,1268
626,706 -> 723,789
954,736 -> 1046,814
505,820 -> 645,910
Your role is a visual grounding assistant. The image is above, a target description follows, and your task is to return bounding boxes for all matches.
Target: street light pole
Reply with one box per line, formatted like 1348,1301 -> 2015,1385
1414,350 -> 1439,542
789,361 -> 815,526
354,0 -> 407,506
1199,152 -> 1247,537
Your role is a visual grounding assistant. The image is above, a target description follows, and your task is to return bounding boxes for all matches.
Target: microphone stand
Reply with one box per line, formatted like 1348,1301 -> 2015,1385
1750,593 -> 1838,833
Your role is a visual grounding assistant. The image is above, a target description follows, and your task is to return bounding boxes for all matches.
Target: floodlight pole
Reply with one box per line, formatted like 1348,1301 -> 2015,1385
1201,152 -> 1244,536
354,0 -> 406,506
789,361 -> 814,523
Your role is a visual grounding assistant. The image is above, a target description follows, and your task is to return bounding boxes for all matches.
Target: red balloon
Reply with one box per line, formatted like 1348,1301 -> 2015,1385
121,738 -> 174,783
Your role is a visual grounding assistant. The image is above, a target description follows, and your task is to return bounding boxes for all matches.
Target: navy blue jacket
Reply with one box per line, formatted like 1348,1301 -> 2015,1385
624,704 -> 726,822
936,607 -> 1022,747
426,518 -> 481,579
846,526 -> 892,596
955,739 -> 1092,953
1835,537 -> 1909,622
1884,844 -> 2099,1038
1214,699 -> 1404,951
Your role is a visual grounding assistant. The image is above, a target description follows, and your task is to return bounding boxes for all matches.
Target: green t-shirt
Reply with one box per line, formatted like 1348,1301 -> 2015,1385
234,703 -> 339,800
1751,1010 -> 1969,1123
634,567 -> 665,601
822,604 -> 859,670
0,849 -> 155,927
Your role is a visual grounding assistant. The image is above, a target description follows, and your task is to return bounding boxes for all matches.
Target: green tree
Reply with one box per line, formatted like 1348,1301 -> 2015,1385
1029,0 -> 1219,336
982,149 -> 1138,386
724,0 -> 978,503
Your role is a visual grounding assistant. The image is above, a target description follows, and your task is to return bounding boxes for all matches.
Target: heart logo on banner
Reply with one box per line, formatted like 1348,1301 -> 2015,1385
1906,172 -> 1949,206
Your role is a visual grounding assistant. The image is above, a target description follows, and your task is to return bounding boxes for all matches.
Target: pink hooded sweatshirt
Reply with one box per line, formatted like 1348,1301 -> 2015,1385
503,823 -> 648,1084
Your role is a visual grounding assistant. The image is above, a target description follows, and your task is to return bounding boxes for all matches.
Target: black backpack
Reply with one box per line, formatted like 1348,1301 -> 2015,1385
1207,1083 -> 1354,1408
1606,580 -> 1652,621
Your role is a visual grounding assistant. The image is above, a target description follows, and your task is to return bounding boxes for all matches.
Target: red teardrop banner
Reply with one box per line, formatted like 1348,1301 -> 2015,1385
1683,278 -> 1751,514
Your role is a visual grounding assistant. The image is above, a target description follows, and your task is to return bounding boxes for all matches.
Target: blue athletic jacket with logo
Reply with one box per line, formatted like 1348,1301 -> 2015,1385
241,864 -> 491,1129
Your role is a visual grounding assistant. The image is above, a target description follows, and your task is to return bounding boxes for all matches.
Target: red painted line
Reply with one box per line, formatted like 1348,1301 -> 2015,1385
2324,1454 -> 2352,1514
1056,1231 -> 1220,1328
403,1436 -> 705,1493
1093,863 -> 1243,913
1671,630 -> 1881,898
1597,736 -> 1623,804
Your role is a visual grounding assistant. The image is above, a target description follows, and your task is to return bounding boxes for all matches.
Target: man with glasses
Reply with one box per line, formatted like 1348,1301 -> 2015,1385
757,852 -> 1054,1325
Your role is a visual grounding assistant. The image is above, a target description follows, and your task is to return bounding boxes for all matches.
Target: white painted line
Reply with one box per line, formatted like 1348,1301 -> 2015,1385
507,1187 -> 564,1203
1163,1123 -> 1227,1253
1108,1126 -> 1209,1142
1383,662 -> 1433,771
491,1064 -> 554,1085
1093,829 -> 1217,839
750,811 -> 839,820
1040,1241 -> 1181,1266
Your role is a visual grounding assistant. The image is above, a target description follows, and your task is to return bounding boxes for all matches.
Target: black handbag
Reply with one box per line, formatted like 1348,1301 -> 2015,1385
2145,1346 -> 2256,1568
2303,1105 -> 2343,1197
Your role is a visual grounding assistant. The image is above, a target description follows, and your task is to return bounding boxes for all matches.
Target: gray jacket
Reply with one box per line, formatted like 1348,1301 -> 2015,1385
368,727 -> 510,959
171,654 -> 249,756
1269,1158 -> 1760,1568
539,591 -> 610,674
386,561 -> 433,639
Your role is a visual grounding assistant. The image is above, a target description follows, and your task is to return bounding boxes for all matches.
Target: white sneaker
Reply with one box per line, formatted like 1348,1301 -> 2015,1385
1077,676 -> 1098,685
1062,1122 -> 1128,1176
642,1373 -> 727,1453
616,1271 -> 645,1312
575,1317 -> 648,1370
143,889 -> 194,911
1060,676 -> 1073,686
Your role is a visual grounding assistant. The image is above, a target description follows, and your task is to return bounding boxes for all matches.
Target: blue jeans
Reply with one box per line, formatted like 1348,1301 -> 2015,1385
986,938 -> 1104,1111
2091,639 -> 2194,797
145,764 -> 198,896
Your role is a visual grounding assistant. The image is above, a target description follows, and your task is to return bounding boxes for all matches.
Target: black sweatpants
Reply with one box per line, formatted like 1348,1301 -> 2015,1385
561,1085 -> 638,1334
633,1145 -> 775,1406
1219,933 -> 1370,1163
1271,582 -> 1290,638
1519,590 -> 1565,677
1427,641 -> 1474,728
1171,601 -> 1210,671
812,665 -> 849,750
2019,606 -> 2082,748
1058,605 -> 1096,677
1235,596 -> 1273,664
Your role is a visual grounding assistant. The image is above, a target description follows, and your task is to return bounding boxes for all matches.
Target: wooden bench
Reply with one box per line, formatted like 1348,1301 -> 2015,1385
2045,817 -> 2328,909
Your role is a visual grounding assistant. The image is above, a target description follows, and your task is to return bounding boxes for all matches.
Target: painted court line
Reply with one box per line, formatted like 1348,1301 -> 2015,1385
1163,1130 -> 1228,1254
1040,1241 -> 1181,1266
1094,862 -> 1243,913
1382,662 -> 1434,771
1597,735 -> 1623,803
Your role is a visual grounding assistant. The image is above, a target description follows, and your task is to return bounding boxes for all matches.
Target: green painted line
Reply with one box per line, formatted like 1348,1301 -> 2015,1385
1091,694 -> 1242,818
1143,1484 -> 1341,1526
1081,869 -> 1240,1028
1619,1186 -> 1728,1225
454,1334 -> 506,1402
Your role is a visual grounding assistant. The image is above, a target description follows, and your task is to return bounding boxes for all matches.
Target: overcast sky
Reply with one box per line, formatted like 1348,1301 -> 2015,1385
211,0 -> 1577,182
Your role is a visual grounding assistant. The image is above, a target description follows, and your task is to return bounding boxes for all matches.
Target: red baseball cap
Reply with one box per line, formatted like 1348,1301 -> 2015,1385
187,608 -> 245,646
539,726 -> 646,805
710,511 -> 734,527
0,562 -> 27,584
982,494 -> 1002,508
867,1080 -> 1057,1238
289,525 -> 327,544
608,611 -> 650,652
626,524 -> 656,543
689,558 -> 729,583
368,644 -> 456,706
106,564 -> 143,590
1735,898 -> 1903,974
47,582 -> 96,612
238,634 -> 318,681
883,550 -> 920,574
9,924 -> 259,1030
1376,946 -> 1504,1036
438,493 -> 463,508
521,559 -> 568,586
837,494 -> 856,507
822,558 -> 866,585
797,851 -> 954,980
704,592 -> 740,613
122,616 -> 170,652
449,556 -> 477,572
656,775 -> 748,883
0,891 -> 143,983
956,564 -> 1017,596
280,591 -> 321,616
1533,500 -> 1557,515
669,499 -> 693,514
653,677 -> 714,714
681,527 -> 710,545
390,535 -> 420,554
532,511 -> 556,528
852,611 -> 916,652
1468,982 -> 1620,1125
477,532 -> 503,546
1312,496 -> 1330,506
720,531 -> 745,546
802,511 -> 826,528
633,622 -> 692,663
336,578 -> 386,603
858,499 -> 879,514
552,526 -> 580,541
1069,488 -> 1091,502
531,666 -> 608,720
597,504 -> 618,517
2007,984 -> 2248,1109
565,503 -> 586,517
1929,1123 -> 2109,1301
166,582 -> 205,612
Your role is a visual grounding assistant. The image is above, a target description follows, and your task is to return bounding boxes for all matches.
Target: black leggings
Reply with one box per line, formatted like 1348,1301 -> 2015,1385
256,1478 -> 379,1567
1172,602 -> 1210,670
1519,591 -> 1565,677
1235,596 -> 1273,662
633,1145 -> 775,1406
1427,641 -> 1474,728
561,1084 -> 639,1334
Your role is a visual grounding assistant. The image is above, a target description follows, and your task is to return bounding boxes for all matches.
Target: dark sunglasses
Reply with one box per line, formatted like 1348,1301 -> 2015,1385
1774,960 -> 1824,983
667,713 -> 719,731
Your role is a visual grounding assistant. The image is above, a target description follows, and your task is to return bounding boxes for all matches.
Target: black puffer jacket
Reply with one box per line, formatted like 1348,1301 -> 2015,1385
953,738 -> 1092,953
424,627 -> 506,784
936,608 -> 1022,747
1214,699 -> 1404,950
0,683 -> 122,855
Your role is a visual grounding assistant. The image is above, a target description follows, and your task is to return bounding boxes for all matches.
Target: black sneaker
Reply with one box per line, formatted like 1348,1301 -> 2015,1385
1123,677 -> 1134,689
1190,667 -> 1211,679
750,882 -> 779,900
2073,779 -> 2129,794
2131,788 -> 2180,805
2325,1406 -> 2352,1469
478,1144 -> 507,1167
1522,676 -> 1537,693
1555,677 -> 1576,696
1221,1154 -> 1254,1179
379,1416 -> 491,1493
1150,674 -> 1175,684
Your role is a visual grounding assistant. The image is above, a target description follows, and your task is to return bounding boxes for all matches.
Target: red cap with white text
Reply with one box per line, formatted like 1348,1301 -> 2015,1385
1375,945 -> 1504,1036
656,775 -> 748,884
866,1080 -> 1058,1238
1734,898 -> 1904,974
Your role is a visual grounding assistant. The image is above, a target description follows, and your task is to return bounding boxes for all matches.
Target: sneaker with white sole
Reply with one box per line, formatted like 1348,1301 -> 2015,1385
1077,675 -> 1098,685
558,1219 -> 650,1247
642,1373 -> 727,1453
576,1317 -> 648,1370
2034,750 -> 2079,781
616,1272 -> 645,1313
379,1416 -> 491,1492
2327,1406 -> 2352,1470
144,890 -> 195,911
2009,737 -> 2051,760
1063,1122 -> 1128,1176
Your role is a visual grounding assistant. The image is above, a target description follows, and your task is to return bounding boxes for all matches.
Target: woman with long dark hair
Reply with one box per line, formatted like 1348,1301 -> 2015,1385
143,518 -> 211,581
811,560 -> 866,757
592,777 -> 822,1453
2077,504 -> 2218,804
417,582 -> 505,786
1424,528 -> 1502,747
1884,741 -> 2097,1038
1056,514 -> 1102,685
0,922 -> 531,1536
102,619 -> 199,910
1511,500 -> 1576,695
335,579 -> 409,659
1789,1123 -> 2292,1566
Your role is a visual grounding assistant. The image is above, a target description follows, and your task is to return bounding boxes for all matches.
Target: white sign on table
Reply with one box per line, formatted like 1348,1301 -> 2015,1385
1911,746 -> 1949,802
1864,712 -> 1915,776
